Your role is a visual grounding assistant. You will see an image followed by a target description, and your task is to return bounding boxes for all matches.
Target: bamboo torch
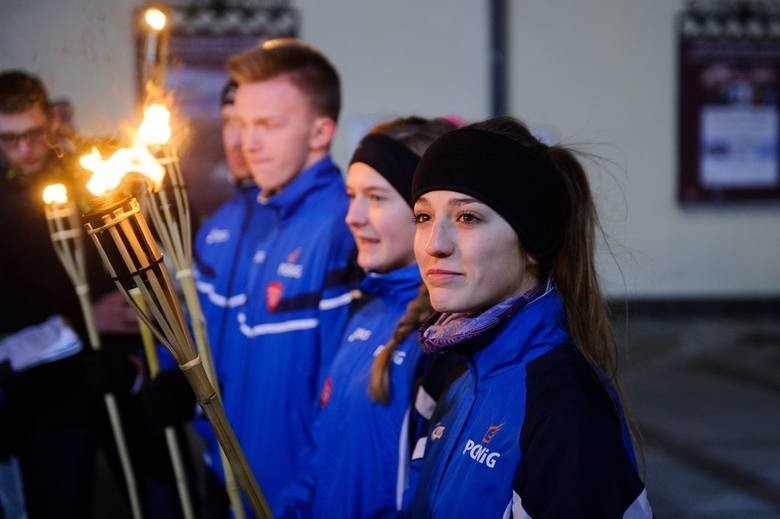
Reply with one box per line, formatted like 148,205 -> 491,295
136,103 -> 246,518
140,7 -> 169,93
79,151 -> 271,519
129,286 -> 195,519
42,184 -> 143,519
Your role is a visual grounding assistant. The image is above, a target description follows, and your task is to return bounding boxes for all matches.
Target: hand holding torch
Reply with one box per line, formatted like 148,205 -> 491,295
80,154 -> 270,518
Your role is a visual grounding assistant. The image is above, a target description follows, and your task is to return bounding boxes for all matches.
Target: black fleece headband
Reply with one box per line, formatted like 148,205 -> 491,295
349,133 -> 420,208
412,128 -> 570,265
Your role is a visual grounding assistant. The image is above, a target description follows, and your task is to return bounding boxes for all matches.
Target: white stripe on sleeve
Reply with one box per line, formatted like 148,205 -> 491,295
319,289 -> 359,310
237,312 -> 319,338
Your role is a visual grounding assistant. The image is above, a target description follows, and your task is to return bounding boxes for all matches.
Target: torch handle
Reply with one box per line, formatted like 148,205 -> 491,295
104,393 -> 144,519
180,360 -> 271,519
177,272 -> 246,518
164,426 -> 195,519
128,288 -> 160,376
177,272 -> 217,384
129,288 -> 194,519
76,292 -> 145,519
76,289 -> 101,350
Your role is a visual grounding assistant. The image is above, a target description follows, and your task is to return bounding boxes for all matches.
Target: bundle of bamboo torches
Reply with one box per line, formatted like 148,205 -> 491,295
79,175 -> 269,519
136,103 -> 247,517
38,6 -> 268,516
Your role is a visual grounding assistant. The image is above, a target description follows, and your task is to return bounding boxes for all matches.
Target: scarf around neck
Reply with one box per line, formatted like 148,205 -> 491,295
419,282 -> 547,354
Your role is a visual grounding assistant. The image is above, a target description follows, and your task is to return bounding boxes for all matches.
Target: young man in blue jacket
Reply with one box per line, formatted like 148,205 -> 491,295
219,39 -> 356,515
194,79 -> 261,387
188,78 -> 264,515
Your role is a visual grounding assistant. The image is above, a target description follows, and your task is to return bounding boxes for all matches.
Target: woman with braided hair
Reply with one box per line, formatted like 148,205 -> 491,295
278,116 -> 456,518
407,116 -> 653,518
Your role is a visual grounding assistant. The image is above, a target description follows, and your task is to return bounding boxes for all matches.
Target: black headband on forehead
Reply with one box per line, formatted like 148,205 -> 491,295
412,128 -> 570,265
349,133 -> 420,208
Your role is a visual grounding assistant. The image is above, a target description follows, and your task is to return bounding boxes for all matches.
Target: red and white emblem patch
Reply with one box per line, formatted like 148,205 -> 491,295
287,247 -> 302,263
319,377 -> 333,408
482,423 -> 505,444
266,281 -> 283,312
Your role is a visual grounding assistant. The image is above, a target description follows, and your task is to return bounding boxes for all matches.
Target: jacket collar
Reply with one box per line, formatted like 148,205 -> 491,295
258,156 -> 342,221
468,288 -> 568,379
360,263 -> 421,309
420,283 -> 568,379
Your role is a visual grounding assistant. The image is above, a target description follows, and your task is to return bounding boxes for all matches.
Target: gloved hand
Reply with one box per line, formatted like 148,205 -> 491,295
140,370 -> 196,431
84,349 -> 142,397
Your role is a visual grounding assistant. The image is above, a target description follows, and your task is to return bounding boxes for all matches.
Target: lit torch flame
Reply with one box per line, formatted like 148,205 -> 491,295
144,8 -> 167,31
42,183 -> 68,205
137,103 -> 171,146
81,145 -> 165,196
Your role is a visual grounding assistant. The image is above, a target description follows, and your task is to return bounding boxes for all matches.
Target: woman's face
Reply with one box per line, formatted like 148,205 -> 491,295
413,190 -> 537,313
345,162 -> 416,273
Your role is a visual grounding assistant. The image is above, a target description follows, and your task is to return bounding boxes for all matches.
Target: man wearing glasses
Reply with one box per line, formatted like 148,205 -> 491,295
0,70 -> 141,518
0,71 -> 52,177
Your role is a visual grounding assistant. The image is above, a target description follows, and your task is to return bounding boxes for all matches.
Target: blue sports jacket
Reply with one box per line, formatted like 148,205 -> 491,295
192,180 -> 267,471
409,288 -> 652,518
283,264 -> 423,518
194,180 -> 264,379
222,157 -> 357,515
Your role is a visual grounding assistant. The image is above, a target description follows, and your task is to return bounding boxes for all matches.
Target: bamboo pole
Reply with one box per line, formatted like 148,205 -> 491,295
43,196 -> 143,519
144,148 -> 245,519
83,196 -> 271,519
129,287 -> 194,519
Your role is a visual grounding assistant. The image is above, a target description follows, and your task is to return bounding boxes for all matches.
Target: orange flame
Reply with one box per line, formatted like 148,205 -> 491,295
137,103 -> 171,146
42,183 -> 68,205
81,145 -> 165,196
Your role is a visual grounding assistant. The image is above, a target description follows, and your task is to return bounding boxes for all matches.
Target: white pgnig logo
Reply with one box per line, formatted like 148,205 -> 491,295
371,344 -> 406,365
348,327 -> 372,342
277,262 -> 303,279
205,228 -> 230,244
462,439 -> 501,468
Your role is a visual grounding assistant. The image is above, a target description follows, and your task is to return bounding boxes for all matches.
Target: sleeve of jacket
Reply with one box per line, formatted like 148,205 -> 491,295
512,397 -> 652,519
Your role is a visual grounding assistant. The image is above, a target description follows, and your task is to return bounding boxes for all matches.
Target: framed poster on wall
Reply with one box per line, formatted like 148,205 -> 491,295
678,2 -> 780,202
135,2 -> 299,218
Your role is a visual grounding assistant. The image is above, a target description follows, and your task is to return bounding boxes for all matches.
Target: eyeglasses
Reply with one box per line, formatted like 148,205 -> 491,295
0,126 -> 48,148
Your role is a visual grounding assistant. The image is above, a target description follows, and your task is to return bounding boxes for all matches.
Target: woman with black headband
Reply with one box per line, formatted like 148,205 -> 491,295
407,116 -> 653,518
278,116 -> 456,517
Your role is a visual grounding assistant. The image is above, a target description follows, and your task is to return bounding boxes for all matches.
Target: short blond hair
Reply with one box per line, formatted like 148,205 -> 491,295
227,38 -> 340,121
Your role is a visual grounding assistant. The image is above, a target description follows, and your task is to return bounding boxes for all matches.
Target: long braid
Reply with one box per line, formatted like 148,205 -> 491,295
359,115 -> 457,404
369,285 -> 433,404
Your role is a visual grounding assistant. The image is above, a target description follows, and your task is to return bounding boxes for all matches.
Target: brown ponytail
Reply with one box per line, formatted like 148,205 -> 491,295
546,146 -> 622,384
465,117 -> 618,384
545,144 -> 643,456
369,285 -> 434,404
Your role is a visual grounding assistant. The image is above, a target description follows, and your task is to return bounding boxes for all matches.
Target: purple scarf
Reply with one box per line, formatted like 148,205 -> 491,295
419,283 -> 546,354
